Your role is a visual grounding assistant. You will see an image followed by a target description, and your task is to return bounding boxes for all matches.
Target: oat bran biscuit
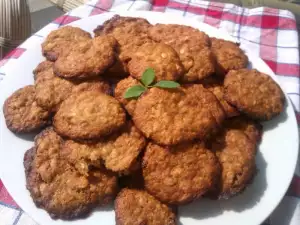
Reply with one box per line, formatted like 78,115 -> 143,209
24,147 -> 118,220
114,77 -> 141,116
35,68 -> 75,111
54,35 -> 117,79
115,189 -> 176,225
61,122 -> 147,175
210,129 -> 256,199
71,78 -> 111,95
149,24 -> 215,82
204,82 -> 240,118
34,127 -> 64,182
143,142 -> 220,204
211,38 -> 248,76
3,85 -> 50,133
224,69 -> 285,120
94,15 -> 153,74
133,84 -> 225,145
35,64 -> 111,111
42,26 -> 91,61
54,90 -> 126,139
224,116 -> 263,144
128,42 -> 184,81
33,61 -> 54,81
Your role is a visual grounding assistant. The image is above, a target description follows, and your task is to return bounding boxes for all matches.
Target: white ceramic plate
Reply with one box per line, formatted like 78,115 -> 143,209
0,11 -> 298,225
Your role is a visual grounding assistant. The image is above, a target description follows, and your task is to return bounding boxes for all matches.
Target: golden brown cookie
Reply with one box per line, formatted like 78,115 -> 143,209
33,61 -> 54,81
53,90 -> 126,139
115,189 -> 176,225
128,42 -> 184,81
24,146 -> 118,220
133,84 -> 225,145
94,15 -> 153,75
35,64 -> 111,111
143,142 -> 220,204
114,77 -> 141,116
61,122 -> 146,175
53,35 -> 117,79
211,38 -> 248,76
42,26 -> 91,61
210,129 -> 256,199
3,85 -> 50,133
71,78 -> 111,95
224,116 -> 262,144
35,67 -> 75,111
149,24 -> 215,82
204,82 -> 239,118
224,69 -> 285,120
34,127 -> 64,182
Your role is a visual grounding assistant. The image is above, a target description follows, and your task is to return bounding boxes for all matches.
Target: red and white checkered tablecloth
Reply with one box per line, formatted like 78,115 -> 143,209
0,0 -> 299,224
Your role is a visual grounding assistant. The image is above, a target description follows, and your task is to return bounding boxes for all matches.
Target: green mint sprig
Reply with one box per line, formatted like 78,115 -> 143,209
124,68 -> 180,99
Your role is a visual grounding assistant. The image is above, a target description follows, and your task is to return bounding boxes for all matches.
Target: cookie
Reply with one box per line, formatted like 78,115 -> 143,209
210,129 -> 256,199
211,38 -> 248,76
224,116 -> 262,144
54,35 -> 117,79
61,122 -> 146,175
71,78 -> 111,95
115,189 -> 176,225
149,24 -> 215,82
42,26 -> 91,61
24,146 -> 118,220
204,82 -> 239,118
35,64 -> 111,111
94,15 -> 153,75
33,61 -> 54,81
224,69 -> 285,120
114,77 -> 141,116
143,142 -> 220,204
54,90 -> 126,139
3,85 -> 50,133
35,67 -> 75,111
128,42 -> 184,81
133,84 -> 225,145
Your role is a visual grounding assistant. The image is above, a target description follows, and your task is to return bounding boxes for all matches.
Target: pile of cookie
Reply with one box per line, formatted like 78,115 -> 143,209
3,15 -> 285,224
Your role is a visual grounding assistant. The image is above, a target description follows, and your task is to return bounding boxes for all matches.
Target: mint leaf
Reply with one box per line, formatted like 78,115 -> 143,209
154,81 -> 180,88
124,85 -> 147,99
141,68 -> 155,87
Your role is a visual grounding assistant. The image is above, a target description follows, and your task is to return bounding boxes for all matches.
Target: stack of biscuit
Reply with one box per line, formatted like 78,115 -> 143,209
3,15 -> 285,224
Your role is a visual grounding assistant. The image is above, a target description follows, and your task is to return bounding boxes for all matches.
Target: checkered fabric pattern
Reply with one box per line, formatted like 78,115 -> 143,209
0,0 -> 299,224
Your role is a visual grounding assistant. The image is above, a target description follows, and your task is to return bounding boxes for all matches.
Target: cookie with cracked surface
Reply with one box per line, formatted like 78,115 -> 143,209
224,69 -> 285,120
53,35 -> 117,79
3,85 -> 50,133
34,127 -> 64,182
143,142 -> 220,204
54,90 -> 126,139
133,84 -> 225,145
94,15 -> 153,74
149,24 -> 214,82
35,64 -> 111,111
42,26 -> 91,61
33,61 -> 54,81
115,189 -> 176,225
211,38 -> 248,76
61,122 -> 146,175
114,77 -> 141,116
128,42 -> 184,81
210,129 -> 256,199
224,116 -> 262,144
204,82 -> 239,118
24,146 -> 118,220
